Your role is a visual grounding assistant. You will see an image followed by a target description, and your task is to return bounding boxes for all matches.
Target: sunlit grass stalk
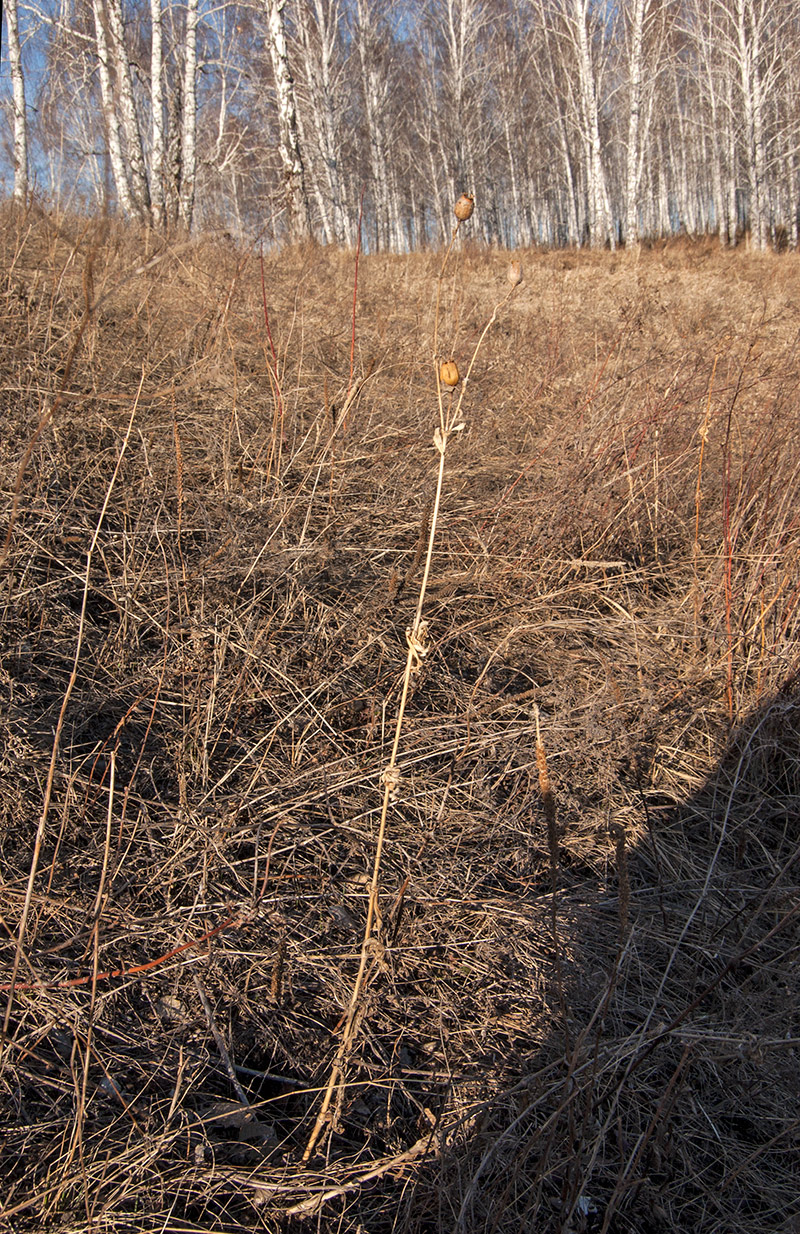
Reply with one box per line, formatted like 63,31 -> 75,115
303,205 -> 521,1161
259,241 -> 285,481
693,349 -> 720,637
344,186 -> 365,423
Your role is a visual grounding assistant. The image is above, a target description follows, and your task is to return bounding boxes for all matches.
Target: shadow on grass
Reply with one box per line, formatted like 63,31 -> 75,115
281,672 -> 800,1234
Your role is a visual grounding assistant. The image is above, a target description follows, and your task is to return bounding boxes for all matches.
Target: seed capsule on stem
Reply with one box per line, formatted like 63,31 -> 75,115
440,360 -> 460,387
454,193 -> 474,221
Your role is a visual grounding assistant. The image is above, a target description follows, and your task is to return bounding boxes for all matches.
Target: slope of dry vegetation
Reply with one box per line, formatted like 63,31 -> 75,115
1,209 -> 799,1233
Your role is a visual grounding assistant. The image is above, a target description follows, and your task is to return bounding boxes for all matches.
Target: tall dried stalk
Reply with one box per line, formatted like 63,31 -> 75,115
259,241 -> 285,481
303,205 -> 522,1160
693,349 -> 720,636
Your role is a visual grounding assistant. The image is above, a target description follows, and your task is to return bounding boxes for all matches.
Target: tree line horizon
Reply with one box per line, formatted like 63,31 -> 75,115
2,0 -> 798,252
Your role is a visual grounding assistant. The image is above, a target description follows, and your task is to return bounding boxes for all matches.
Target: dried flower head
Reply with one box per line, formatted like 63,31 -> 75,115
507,257 -> 523,287
454,193 -> 474,221
382,765 -> 402,801
440,359 -> 460,387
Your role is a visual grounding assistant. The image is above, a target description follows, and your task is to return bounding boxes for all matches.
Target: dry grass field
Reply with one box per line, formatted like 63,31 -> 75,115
1,208 -> 799,1234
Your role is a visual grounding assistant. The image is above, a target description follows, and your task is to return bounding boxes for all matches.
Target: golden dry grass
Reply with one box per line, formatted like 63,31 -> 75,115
1,209 -> 799,1233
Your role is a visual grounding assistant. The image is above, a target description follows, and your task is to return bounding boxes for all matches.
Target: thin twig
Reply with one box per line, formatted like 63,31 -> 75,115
193,975 -> 251,1108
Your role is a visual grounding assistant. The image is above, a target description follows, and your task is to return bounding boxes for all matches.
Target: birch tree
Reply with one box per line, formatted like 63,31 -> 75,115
705,0 -> 790,249
294,0 -> 353,244
490,10 -> 541,247
6,0 -> 29,204
353,0 -> 400,250
150,0 -> 166,226
689,0 -> 731,243
265,0 -> 312,240
534,7 -> 582,244
427,0 -> 490,209
730,0 -> 768,249
7,0 -> 800,250
623,0 -> 669,244
178,0 -> 198,228
90,0 -> 139,217
546,0 -> 615,247
198,5 -> 261,237
104,0 -> 151,217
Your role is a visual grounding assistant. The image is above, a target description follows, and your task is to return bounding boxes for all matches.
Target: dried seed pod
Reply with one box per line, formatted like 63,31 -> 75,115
454,193 -> 474,221
382,765 -> 402,801
507,257 -> 523,287
440,359 -> 460,387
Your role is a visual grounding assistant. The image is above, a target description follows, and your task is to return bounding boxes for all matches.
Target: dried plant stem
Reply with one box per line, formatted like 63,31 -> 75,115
435,285 -> 518,431
172,397 -> 186,588
723,415 -> 735,723
0,912 -> 245,994
304,248 -> 520,1161
302,435 -> 449,1162
91,749 -> 116,924
598,1044 -> 693,1234
304,235 -> 464,1161
259,241 -> 284,480
719,340 -> 755,721
344,186 -> 365,421
612,821 -> 630,942
296,381 -> 365,553
535,706 -> 569,1048
693,349 -> 720,634
431,220 -> 463,364
194,975 -> 251,1108
287,1134 -> 434,1217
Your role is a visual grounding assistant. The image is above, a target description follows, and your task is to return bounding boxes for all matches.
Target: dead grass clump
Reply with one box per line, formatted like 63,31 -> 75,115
1,212 -> 799,1232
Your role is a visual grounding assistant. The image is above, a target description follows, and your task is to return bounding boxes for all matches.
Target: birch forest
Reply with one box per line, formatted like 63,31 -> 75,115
2,0 -> 800,249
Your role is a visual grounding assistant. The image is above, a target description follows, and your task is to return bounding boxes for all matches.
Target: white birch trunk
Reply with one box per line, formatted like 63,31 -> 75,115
786,138 -> 800,249
443,0 -> 480,195
697,25 -> 726,244
503,114 -> 521,247
711,122 -> 725,245
571,0 -> 613,247
725,69 -> 738,243
297,0 -> 351,244
732,0 -> 784,249
355,0 -> 391,249
178,0 -> 198,230
735,0 -> 761,248
624,0 -> 646,245
749,29 -> 768,249
6,0 -> 28,205
387,164 -> 403,253
656,134 -> 670,235
91,0 -> 137,218
105,0 -> 151,219
427,136 -> 447,241
150,0 -> 166,227
165,81 -> 182,227
294,100 -> 333,243
540,14 -> 580,245
561,124 -> 580,245
672,76 -> 689,230
265,0 -> 311,240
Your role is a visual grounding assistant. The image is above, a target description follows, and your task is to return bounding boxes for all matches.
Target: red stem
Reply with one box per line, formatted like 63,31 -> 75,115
345,186 -> 365,422
0,914 -> 244,993
259,241 -> 283,423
